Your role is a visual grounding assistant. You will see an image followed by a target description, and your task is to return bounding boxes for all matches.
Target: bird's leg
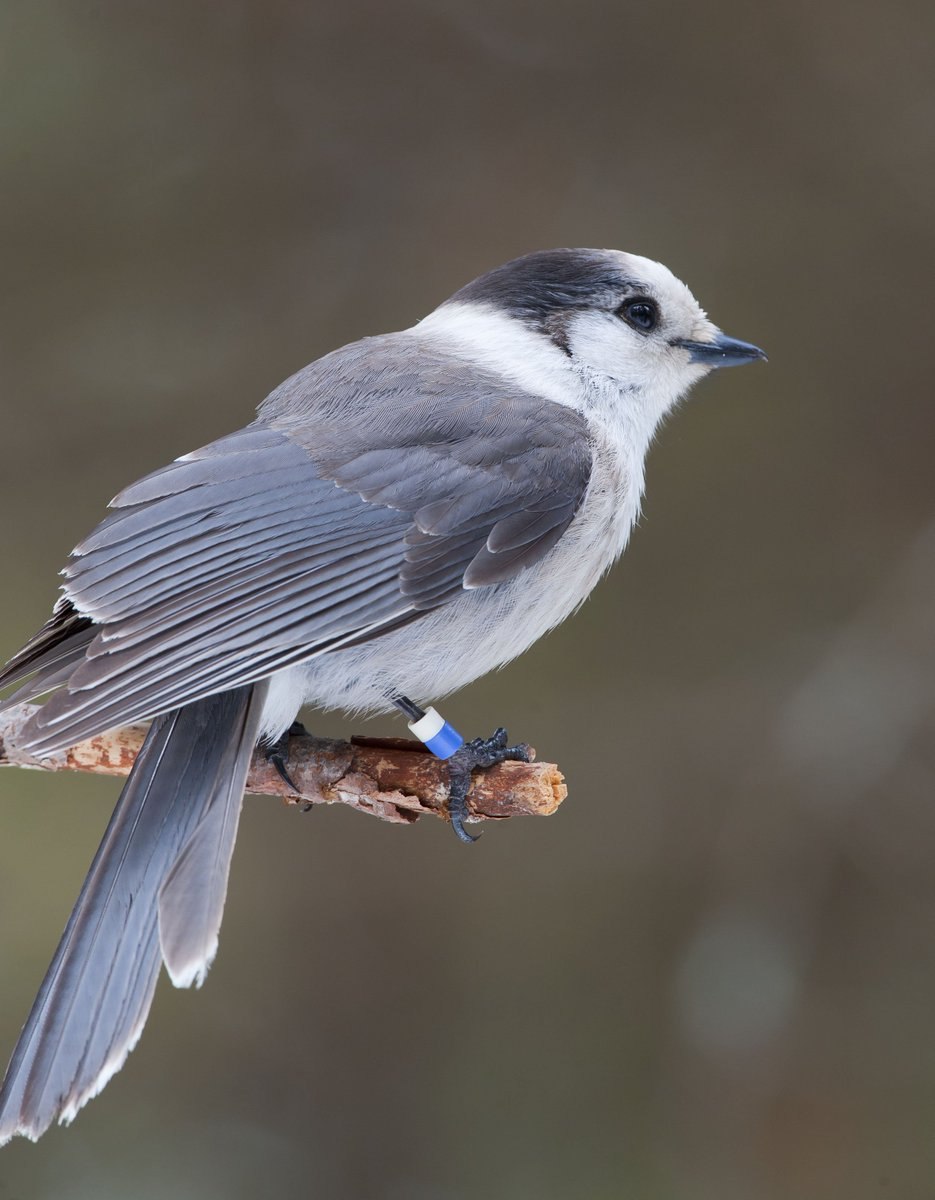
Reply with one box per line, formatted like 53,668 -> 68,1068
388,692 -> 531,843
444,729 -> 532,843
262,721 -> 309,796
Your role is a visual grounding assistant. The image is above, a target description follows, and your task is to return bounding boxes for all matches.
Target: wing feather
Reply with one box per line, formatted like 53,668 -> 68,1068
6,336 -> 594,752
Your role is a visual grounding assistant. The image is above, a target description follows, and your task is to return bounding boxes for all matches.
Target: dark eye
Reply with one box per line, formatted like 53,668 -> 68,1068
619,299 -> 658,333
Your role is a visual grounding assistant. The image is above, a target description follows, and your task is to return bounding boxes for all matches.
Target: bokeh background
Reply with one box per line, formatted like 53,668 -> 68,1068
1,2 -> 934,1197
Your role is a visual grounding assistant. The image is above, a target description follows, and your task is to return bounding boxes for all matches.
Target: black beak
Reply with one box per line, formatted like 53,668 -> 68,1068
677,332 -> 768,369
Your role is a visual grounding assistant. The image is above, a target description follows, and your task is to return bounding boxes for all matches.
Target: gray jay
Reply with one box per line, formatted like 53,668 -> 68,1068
0,248 -> 765,1142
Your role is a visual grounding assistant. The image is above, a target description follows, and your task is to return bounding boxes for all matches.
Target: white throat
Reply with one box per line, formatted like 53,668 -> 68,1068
413,301 -> 583,410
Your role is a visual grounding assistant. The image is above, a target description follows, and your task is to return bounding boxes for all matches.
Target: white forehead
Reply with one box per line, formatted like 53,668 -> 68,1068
613,251 -> 706,317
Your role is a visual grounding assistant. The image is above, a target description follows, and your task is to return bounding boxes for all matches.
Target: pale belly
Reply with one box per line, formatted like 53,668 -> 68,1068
260,447 -> 640,734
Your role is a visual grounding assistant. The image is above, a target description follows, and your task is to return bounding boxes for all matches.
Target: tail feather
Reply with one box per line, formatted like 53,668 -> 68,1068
0,682 -> 267,1144
158,685 -> 268,987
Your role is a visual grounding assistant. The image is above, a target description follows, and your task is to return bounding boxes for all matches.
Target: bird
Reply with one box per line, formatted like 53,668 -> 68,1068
0,247 -> 765,1142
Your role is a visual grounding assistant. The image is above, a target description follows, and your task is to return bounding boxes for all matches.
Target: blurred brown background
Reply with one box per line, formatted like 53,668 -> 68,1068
1,2 -> 934,1197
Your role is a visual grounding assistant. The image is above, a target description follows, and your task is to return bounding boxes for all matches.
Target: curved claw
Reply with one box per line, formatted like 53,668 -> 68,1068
268,752 -> 300,793
449,809 -> 479,844
263,727 -> 304,794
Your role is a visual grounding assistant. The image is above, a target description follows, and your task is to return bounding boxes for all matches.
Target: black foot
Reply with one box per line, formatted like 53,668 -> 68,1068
264,722 -> 309,800
446,728 -> 531,844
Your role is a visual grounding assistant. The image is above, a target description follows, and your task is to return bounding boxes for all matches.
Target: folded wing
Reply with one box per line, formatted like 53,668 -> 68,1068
3,335 -> 592,752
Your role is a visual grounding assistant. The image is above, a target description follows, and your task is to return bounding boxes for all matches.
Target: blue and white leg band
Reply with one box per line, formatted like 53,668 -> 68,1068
408,707 -> 465,760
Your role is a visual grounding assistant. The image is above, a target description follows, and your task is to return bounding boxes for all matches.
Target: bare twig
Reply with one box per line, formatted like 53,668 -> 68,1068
0,702 -> 567,829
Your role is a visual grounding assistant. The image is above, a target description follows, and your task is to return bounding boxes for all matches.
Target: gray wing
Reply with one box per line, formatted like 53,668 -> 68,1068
264,335 -> 593,595
10,335 -> 591,752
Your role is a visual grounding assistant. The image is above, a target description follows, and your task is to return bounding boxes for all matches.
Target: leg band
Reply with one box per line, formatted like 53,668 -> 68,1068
407,707 -> 465,760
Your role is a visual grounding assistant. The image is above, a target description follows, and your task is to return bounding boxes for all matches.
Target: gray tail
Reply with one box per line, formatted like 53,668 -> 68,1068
0,681 -> 268,1144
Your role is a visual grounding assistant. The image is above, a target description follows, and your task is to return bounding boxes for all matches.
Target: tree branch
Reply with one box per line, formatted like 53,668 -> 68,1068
0,702 -> 567,830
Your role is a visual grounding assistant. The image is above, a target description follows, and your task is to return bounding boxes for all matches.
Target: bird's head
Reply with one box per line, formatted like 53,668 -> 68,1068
431,247 -> 766,421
